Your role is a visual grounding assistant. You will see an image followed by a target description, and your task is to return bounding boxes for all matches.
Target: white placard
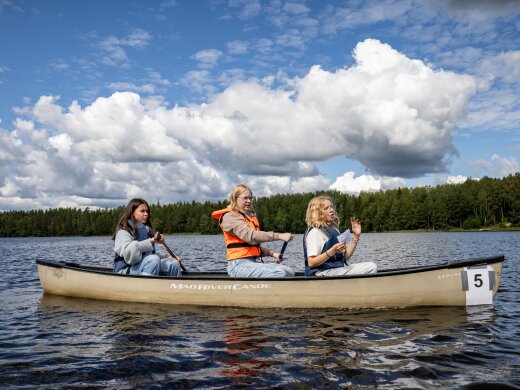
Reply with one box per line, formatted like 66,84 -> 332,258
337,229 -> 352,244
462,265 -> 494,306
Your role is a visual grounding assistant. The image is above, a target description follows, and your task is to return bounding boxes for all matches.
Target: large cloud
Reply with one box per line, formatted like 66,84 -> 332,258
293,39 -> 476,176
0,39 -> 477,209
161,39 -> 475,177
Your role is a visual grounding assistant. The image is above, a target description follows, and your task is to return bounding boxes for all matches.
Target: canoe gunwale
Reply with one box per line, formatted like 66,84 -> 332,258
36,255 -> 505,281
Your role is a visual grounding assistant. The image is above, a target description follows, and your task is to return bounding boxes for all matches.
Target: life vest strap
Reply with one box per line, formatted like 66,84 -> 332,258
113,256 -> 131,274
226,242 -> 258,248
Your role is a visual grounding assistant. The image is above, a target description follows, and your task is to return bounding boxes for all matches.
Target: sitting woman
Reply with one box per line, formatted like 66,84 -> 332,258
212,184 -> 295,278
112,198 -> 183,276
304,195 -> 377,277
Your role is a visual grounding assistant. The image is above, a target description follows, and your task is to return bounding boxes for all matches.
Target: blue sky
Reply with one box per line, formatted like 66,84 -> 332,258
0,0 -> 519,210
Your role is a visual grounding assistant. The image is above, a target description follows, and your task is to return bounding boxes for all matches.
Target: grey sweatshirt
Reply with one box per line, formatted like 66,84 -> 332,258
113,229 -> 155,265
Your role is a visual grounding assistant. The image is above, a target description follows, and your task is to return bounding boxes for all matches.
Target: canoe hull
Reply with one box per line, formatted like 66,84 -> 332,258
36,256 -> 504,309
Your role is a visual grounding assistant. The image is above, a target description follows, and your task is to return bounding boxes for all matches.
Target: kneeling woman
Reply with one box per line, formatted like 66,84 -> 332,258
304,195 -> 377,277
212,184 -> 295,278
112,198 -> 183,277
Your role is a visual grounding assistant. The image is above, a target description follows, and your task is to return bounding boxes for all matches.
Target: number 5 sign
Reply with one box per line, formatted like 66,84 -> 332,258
461,265 -> 496,306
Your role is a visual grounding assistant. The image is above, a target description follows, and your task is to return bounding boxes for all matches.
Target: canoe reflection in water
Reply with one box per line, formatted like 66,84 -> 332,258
33,294 -> 503,388
219,315 -> 272,384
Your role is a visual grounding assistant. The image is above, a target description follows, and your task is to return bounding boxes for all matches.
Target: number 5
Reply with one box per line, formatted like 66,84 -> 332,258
474,274 -> 483,288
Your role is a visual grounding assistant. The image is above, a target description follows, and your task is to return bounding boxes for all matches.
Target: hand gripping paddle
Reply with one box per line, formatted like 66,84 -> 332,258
277,241 -> 288,263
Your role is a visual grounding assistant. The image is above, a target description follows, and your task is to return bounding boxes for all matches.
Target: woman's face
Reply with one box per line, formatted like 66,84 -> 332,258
133,203 -> 149,224
236,189 -> 254,212
322,199 -> 335,223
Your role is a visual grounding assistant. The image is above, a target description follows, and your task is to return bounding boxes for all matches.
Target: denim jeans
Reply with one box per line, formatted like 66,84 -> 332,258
159,258 -> 183,277
122,254 -> 161,276
117,255 -> 183,277
227,258 -> 295,278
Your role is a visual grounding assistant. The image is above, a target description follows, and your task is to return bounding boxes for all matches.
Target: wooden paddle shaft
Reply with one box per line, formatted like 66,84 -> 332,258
162,242 -> 187,271
154,232 -> 187,271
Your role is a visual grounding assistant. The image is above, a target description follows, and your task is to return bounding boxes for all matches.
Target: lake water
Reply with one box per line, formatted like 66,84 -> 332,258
1,232 -> 519,388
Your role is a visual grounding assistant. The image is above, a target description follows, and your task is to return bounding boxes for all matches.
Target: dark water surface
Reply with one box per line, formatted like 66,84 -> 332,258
1,232 -> 519,389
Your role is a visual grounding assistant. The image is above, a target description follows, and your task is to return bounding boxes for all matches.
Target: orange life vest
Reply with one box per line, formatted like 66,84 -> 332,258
211,208 -> 261,260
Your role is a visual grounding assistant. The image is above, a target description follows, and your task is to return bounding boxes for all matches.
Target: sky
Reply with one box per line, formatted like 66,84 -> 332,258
0,0 -> 519,211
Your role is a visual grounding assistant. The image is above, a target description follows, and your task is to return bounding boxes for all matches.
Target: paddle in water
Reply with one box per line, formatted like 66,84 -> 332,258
154,231 -> 187,271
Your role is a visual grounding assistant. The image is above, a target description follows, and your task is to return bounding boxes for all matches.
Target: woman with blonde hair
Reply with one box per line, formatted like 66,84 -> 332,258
304,195 -> 376,277
212,184 -> 295,278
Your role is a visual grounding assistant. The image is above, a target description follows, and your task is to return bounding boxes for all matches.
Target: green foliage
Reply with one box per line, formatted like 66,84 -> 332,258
0,174 -> 519,237
463,216 -> 482,230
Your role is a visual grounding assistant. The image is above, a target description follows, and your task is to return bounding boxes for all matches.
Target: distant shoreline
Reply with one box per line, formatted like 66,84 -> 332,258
1,227 -> 519,239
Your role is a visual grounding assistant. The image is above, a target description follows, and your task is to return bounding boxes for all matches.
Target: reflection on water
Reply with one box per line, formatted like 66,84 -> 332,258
28,293 -> 512,388
1,232 -> 519,388
219,315 -> 272,385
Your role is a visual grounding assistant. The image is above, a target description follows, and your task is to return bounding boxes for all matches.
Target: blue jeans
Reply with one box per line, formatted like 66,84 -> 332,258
124,254 -> 161,276
120,255 -> 182,277
227,258 -> 295,278
159,258 -> 183,277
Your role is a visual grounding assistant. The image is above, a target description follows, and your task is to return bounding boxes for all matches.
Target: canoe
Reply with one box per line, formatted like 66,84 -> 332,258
36,256 -> 504,309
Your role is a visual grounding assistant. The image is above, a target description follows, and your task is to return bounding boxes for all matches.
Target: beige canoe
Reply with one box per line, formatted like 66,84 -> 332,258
36,256 -> 504,309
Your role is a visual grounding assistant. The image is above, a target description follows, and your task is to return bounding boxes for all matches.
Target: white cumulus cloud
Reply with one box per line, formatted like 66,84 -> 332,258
1,39 -> 478,209
446,175 -> 468,184
330,171 -> 406,194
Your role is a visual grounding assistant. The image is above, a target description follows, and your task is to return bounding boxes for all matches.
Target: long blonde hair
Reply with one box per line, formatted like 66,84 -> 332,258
305,195 -> 339,229
228,183 -> 253,213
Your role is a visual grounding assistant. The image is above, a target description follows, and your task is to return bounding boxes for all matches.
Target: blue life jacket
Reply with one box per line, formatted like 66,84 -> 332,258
303,226 -> 345,276
113,220 -> 156,273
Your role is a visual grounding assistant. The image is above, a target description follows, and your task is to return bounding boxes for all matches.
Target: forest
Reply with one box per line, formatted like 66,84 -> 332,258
0,174 -> 518,237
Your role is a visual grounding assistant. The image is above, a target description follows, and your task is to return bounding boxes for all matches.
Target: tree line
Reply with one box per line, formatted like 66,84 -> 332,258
0,174 -> 518,237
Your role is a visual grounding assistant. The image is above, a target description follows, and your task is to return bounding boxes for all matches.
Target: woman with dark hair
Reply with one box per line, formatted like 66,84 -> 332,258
112,198 -> 182,276
212,184 -> 295,278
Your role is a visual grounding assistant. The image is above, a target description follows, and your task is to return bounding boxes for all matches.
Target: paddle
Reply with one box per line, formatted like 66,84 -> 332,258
154,231 -> 187,271
280,241 -> 288,256
276,241 -> 289,263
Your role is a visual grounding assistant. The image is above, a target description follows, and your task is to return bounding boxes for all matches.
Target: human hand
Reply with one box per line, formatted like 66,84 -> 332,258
351,217 -> 362,236
279,232 -> 294,242
330,242 -> 345,255
152,232 -> 165,244
273,252 -> 283,263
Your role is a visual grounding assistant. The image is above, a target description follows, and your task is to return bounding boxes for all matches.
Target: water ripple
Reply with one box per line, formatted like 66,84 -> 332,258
0,233 -> 519,388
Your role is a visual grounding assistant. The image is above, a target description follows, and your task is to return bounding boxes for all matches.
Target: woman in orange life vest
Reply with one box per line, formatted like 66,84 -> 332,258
212,184 -> 295,278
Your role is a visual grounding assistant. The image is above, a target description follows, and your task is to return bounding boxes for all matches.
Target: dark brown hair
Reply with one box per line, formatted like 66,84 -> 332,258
112,198 -> 154,240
